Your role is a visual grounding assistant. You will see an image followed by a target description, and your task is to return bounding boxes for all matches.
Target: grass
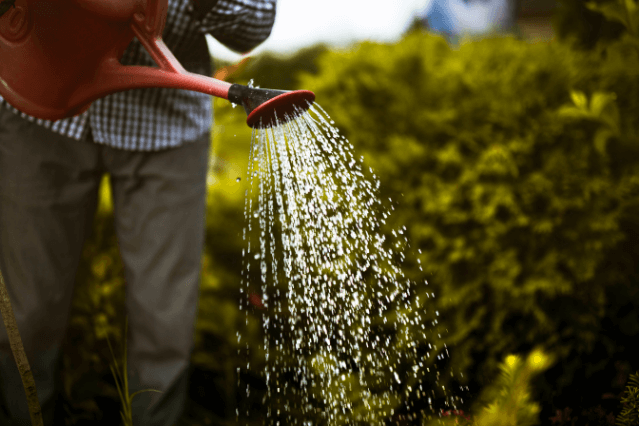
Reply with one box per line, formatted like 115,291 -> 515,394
104,316 -> 163,426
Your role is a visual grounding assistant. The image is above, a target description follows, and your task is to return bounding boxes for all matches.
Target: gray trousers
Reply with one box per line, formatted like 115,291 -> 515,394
0,107 -> 210,426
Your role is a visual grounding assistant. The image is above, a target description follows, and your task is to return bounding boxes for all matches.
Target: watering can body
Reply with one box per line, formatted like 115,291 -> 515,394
0,0 -> 231,121
0,0 -> 314,127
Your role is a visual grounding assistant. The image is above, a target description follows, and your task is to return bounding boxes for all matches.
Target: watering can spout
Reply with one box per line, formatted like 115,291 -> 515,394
73,56 -> 234,108
0,0 -> 314,128
228,85 -> 315,129
71,60 -> 315,129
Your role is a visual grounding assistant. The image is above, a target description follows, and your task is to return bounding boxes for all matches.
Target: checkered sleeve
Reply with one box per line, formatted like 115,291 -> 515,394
197,0 -> 276,53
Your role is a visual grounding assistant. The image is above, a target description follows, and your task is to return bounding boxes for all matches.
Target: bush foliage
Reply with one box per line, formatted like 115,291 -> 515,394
297,19 -> 638,420
424,349 -> 554,426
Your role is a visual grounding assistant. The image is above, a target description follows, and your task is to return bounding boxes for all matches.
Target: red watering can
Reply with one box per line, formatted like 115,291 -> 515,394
0,0 -> 314,128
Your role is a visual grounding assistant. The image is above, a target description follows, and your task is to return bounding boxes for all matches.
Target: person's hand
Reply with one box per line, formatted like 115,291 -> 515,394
214,57 -> 251,81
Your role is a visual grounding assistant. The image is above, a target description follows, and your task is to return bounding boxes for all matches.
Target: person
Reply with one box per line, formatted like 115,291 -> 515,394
0,0 -> 276,425
420,0 -> 514,42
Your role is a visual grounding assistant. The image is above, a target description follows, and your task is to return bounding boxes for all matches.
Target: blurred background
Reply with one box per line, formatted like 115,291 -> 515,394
61,0 -> 638,425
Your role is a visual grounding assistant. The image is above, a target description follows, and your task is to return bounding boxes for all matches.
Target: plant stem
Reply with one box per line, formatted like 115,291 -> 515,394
106,316 -> 162,426
0,268 -> 43,426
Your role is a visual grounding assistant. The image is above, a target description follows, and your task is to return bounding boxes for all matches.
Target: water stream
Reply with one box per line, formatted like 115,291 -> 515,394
238,104 -> 460,424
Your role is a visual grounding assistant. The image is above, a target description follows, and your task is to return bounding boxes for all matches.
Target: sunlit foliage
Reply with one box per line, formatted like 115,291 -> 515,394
299,17 -> 638,418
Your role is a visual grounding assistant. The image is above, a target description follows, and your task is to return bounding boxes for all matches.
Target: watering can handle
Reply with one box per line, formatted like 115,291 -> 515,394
72,0 -> 144,21
131,16 -> 185,73
139,0 -> 166,37
131,0 -> 182,72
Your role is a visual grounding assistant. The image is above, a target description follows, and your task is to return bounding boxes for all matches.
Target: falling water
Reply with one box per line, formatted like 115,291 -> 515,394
238,104 -> 460,424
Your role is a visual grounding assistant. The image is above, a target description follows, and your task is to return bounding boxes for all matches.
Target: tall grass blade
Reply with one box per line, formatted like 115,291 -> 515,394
105,316 -> 163,426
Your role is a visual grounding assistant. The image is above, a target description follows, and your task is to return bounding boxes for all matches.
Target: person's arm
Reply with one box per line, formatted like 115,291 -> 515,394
193,0 -> 276,54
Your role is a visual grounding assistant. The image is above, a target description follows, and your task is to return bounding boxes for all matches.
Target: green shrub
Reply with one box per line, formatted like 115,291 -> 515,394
424,349 -> 553,426
472,349 -> 553,426
553,0 -> 637,49
299,26 -> 638,412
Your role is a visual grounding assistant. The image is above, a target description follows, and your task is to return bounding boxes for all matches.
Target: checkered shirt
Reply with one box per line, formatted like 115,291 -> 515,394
0,0 -> 276,151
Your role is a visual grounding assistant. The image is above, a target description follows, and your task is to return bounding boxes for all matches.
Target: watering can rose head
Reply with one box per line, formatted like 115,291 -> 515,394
228,84 -> 315,128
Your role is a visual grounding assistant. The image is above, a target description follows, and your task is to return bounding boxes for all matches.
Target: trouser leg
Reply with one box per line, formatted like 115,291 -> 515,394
102,132 -> 210,426
0,110 -> 101,425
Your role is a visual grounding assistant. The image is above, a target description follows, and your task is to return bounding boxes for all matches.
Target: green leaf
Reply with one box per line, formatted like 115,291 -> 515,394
570,90 -> 588,110
590,91 -> 617,117
594,128 -> 613,154
586,0 -> 639,35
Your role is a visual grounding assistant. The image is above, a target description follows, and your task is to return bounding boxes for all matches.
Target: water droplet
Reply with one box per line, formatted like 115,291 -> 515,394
236,177 -> 241,182
238,103 -> 442,422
